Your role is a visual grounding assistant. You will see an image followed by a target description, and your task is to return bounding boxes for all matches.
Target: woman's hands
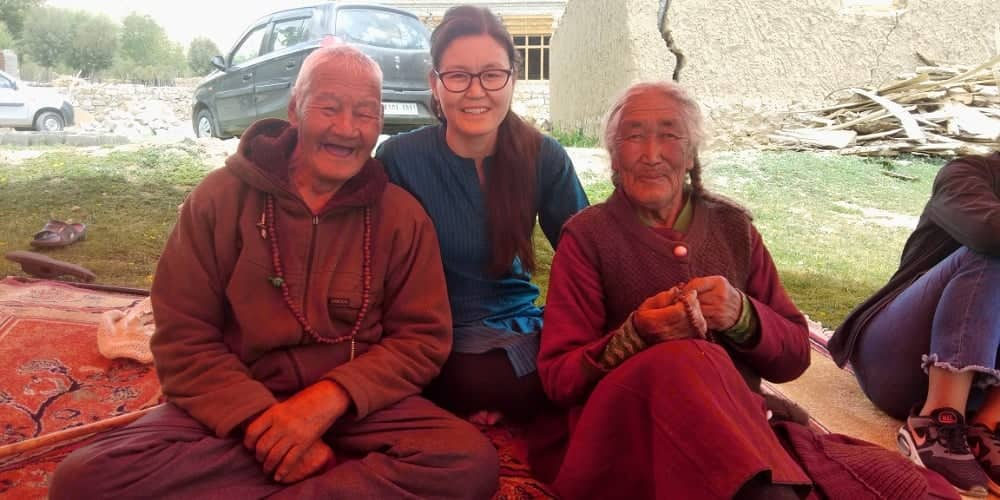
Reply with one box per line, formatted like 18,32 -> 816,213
683,276 -> 743,332
632,288 -> 706,343
631,276 -> 743,344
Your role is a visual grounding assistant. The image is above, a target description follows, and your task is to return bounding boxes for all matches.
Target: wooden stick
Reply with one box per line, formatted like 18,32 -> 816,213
9,276 -> 150,296
856,128 -> 903,141
823,109 -> 893,131
848,88 -> 926,142
933,53 -> 1000,87
0,404 -> 162,461
877,72 -> 930,94
881,170 -> 919,181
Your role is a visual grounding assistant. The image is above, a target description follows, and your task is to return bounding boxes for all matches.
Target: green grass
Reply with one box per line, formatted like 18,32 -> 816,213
0,144 -> 213,287
532,151 -> 945,329
0,145 -> 945,329
548,128 -> 600,148
703,151 -> 943,327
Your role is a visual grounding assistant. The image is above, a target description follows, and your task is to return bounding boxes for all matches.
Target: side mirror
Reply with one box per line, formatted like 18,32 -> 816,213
211,55 -> 227,72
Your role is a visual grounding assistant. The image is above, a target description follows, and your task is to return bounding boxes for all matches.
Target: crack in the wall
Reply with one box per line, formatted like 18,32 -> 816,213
870,11 -> 902,87
661,28 -> 686,82
658,1 -> 685,81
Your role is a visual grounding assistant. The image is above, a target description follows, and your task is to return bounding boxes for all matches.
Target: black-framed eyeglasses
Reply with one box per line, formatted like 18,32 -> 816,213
434,69 -> 513,93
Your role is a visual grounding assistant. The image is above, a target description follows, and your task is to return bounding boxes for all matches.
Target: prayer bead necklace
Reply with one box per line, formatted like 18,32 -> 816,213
265,195 -> 371,360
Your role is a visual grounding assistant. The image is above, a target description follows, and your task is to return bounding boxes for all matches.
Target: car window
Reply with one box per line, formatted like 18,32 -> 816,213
230,25 -> 268,67
335,8 -> 430,50
0,75 -> 13,90
271,17 -> 310,53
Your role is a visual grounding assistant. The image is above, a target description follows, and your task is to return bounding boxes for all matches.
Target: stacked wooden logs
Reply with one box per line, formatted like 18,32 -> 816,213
770,54 -> 1000,157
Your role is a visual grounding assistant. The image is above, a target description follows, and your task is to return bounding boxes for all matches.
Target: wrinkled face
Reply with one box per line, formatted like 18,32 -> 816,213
612,91 -> 694,213
289,61 -> 382,187
432,34 -> 515,144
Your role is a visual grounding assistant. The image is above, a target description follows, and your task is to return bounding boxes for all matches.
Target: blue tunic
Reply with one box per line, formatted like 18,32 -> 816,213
376,124 -> 589,376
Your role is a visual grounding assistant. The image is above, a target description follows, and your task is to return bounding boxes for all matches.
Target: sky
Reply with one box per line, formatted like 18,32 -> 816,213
45,0 -> 322,52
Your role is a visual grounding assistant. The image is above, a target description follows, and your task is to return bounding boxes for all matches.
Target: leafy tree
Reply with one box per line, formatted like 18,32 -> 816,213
115,12 -> 190,83
0,0 -> 43,40
112,40 -> 187,84
65,12 -> 117,77
187,36 -> 220,75
0,20 -> 13,49
19,6 -> 73,69
120,13 -> 169,65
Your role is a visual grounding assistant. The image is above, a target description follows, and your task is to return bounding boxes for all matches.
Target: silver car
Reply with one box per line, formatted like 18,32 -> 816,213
0,70 -> 75,132
192,2 -> 437,138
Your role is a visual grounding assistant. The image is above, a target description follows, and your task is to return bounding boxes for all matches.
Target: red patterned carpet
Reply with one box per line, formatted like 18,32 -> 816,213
0,278 -> 161,499
0,277 -> 555,499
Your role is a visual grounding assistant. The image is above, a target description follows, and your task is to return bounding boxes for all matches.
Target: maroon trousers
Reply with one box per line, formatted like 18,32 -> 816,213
553,341 -> 811,500
424,349 -> 551,422
50,396 -> 498,500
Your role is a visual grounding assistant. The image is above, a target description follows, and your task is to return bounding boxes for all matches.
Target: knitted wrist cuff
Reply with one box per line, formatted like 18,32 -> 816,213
721,292 -> 758,345
597,314 -> 649,370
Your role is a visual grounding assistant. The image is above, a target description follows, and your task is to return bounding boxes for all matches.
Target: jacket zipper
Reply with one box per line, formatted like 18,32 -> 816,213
299,215 -> 320,343
284,350 -> 305,388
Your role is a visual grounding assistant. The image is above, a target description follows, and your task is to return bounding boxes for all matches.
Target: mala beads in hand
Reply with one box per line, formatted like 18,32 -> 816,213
662,283 -> 708,340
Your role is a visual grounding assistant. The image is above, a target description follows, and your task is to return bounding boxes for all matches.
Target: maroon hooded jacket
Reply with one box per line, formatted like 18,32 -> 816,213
151,119 -> 452,437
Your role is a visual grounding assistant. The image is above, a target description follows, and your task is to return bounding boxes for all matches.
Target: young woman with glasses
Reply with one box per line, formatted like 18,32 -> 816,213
376,5 -> 589,426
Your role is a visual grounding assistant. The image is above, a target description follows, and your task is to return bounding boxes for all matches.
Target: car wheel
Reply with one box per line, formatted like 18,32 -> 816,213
34,111 -> 64,132
195,108 -> 217,138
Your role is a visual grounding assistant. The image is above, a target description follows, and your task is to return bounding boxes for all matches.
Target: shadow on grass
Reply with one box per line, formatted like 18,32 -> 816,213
779,268 -> 882,330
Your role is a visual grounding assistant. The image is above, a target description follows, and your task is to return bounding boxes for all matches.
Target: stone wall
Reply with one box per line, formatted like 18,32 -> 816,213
512,80 -> 552,130
51,78 -> 197,138
551,0 -> 999,138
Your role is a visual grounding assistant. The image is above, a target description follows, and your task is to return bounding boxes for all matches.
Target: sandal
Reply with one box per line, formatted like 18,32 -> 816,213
30,220 -> 87,248
5,250 -> 97,282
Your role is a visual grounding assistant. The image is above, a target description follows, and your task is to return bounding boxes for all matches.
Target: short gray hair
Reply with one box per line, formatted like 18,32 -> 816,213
601,81 -> 705,159
292,44 -> 383,102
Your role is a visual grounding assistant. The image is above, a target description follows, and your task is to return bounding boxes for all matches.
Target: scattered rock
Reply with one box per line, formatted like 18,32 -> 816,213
53,80 -> 196,140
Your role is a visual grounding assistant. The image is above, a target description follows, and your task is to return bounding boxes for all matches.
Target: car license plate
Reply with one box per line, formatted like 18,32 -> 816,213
383,102 -> 418,116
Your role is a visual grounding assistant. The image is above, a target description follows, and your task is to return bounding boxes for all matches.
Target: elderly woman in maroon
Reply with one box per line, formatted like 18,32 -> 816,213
537,81 -> 812,499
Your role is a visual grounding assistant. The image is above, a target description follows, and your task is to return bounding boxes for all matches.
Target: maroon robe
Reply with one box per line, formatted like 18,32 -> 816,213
538,190 -> 812,499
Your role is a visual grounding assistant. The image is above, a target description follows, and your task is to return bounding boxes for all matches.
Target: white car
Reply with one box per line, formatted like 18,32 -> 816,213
0,70 -> 74,132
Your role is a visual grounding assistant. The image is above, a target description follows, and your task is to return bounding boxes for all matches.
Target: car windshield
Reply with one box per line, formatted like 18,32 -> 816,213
334,8 -> 430,50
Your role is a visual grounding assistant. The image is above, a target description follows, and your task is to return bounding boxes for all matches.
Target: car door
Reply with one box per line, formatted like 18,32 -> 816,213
253,9 -> 314,121
215,22 -> 269,135
0,72 -> 30,127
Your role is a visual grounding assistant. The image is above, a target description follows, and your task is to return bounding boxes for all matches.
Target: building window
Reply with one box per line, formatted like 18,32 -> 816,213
513,35 -> 550,81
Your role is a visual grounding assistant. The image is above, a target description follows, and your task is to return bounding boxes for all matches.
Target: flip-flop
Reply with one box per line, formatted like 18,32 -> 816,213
5,250 -> 97,282
30,220 -> 87,248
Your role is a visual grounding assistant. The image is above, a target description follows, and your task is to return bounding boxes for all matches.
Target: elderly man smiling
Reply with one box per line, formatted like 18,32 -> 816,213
49,44 -> 498,499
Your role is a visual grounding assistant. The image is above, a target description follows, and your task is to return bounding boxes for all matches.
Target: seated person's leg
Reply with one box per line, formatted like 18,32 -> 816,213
425,348 -> 550,422
853,247 -> 1000,419
856,247 -> 1000,496
273,395 -> 498,500
554,340 -> 810,500
50,404 -> 283,499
